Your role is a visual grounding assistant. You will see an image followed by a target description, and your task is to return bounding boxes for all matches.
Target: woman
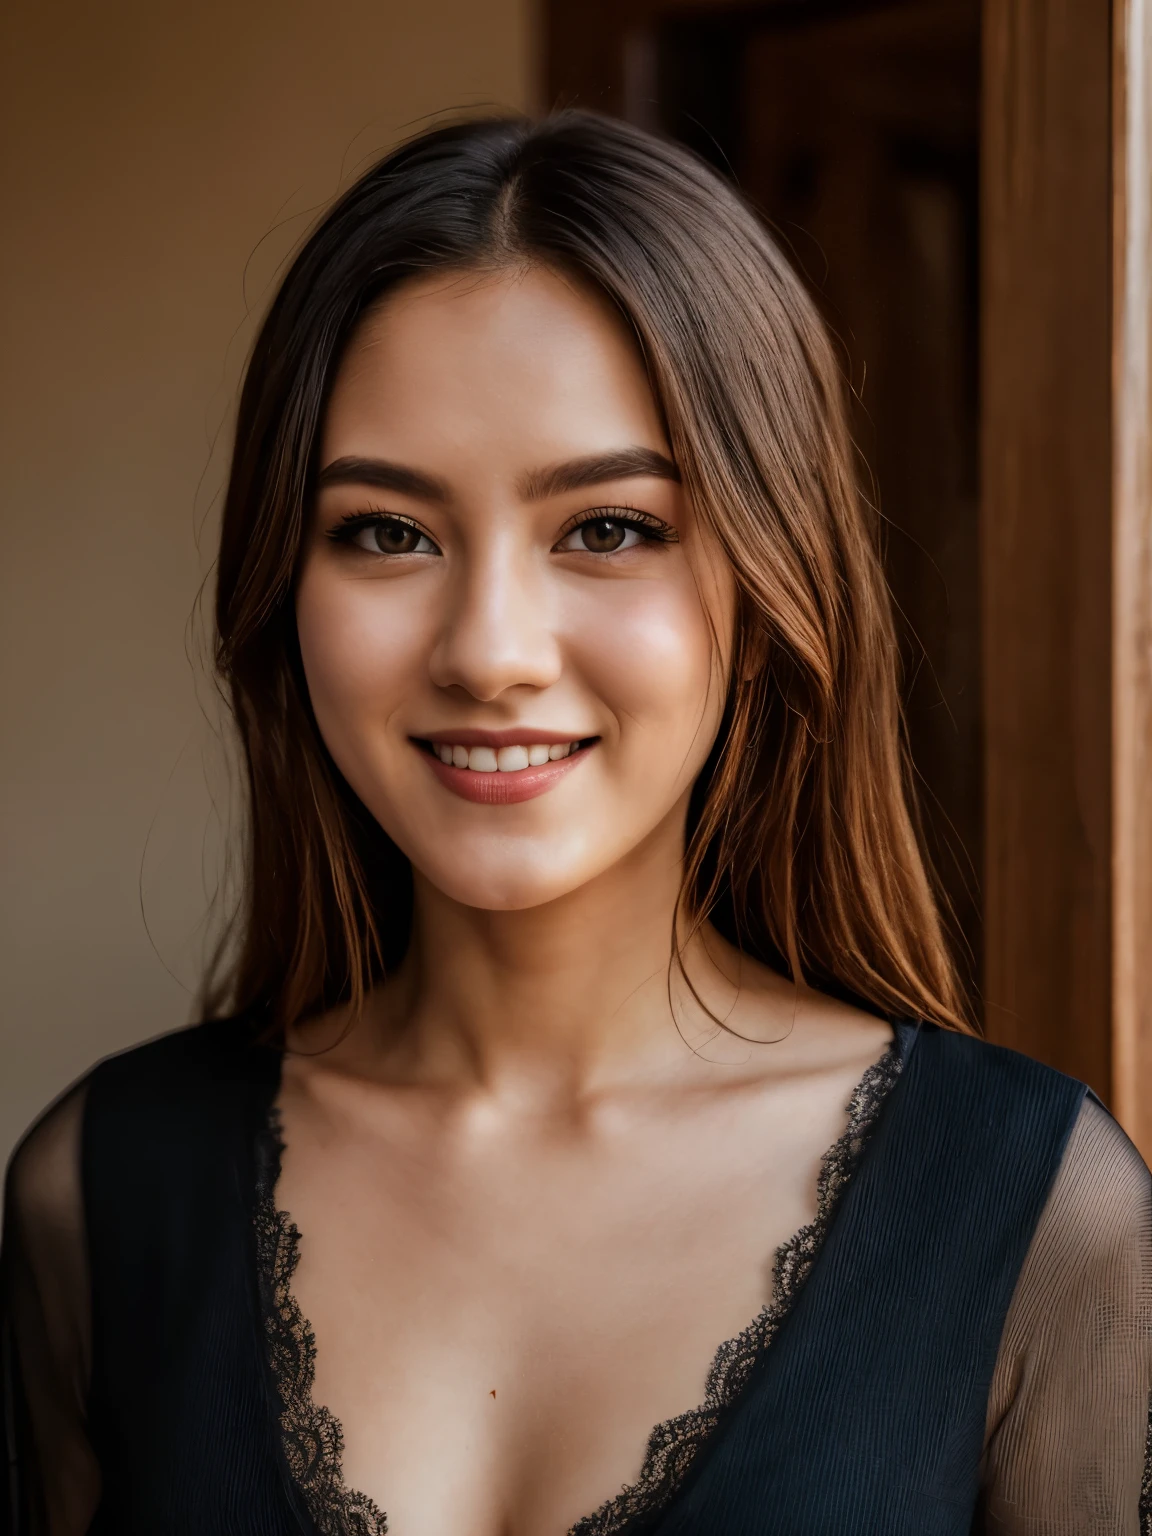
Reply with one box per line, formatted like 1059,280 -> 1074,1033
3,111 -> 1149,1535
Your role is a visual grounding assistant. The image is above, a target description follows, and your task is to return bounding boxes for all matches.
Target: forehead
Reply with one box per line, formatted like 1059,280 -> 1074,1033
321,265 -> 668,471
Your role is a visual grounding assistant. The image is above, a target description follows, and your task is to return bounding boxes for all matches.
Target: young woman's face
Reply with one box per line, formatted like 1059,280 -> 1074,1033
296,265 -> 736,912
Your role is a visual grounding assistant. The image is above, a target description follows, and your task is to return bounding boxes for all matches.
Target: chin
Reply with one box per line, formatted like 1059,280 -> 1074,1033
409,839 -> 604,914
423,865 -> 588,913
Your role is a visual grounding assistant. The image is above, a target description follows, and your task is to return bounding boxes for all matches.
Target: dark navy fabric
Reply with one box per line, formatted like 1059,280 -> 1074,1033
78,1020 -> 1086,1534
643,1025 -> 1086,1534
82,1022 -> 309,1535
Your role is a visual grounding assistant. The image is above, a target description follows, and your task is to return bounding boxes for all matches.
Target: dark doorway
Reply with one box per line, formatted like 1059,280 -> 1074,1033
549,0 -> 983,1005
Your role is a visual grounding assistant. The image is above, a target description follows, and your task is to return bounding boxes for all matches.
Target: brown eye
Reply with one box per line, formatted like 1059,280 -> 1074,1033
553,514 -> 672,555
579,518 -> 628,553
373,519 -> 423,553
345,517 -> 438,555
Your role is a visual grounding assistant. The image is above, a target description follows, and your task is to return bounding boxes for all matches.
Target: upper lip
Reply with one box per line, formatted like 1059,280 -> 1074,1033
411,728 -> 595,748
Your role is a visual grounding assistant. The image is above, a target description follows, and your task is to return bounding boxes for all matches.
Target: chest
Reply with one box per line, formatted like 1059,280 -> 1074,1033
274,1082 -> 854,1536
79,1027 -> 1084,1536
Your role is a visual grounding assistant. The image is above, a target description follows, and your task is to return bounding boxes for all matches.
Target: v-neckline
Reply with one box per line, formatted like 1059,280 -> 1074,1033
253,1028 -> 909,1536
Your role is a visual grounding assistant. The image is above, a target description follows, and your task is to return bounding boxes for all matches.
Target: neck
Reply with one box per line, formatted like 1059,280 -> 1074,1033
370,812 -> 725,1095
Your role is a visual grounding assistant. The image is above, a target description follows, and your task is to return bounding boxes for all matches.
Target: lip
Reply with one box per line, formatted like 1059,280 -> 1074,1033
415,738 -> 596,805
413,727 -> 592,749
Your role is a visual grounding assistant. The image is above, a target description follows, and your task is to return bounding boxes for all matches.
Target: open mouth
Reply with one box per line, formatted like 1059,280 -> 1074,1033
418,738 -> 595,772
412,736 -> 599,804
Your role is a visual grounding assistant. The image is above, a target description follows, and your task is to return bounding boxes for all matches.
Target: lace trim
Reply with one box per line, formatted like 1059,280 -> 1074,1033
254,1118 -> 389,1536
254,1037 -> 904,1536
569,1037 -> 904,1536
1141,1391 -> 1151,1536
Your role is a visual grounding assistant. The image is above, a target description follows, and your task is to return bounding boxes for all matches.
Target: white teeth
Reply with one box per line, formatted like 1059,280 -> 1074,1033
434,740 -> 583,770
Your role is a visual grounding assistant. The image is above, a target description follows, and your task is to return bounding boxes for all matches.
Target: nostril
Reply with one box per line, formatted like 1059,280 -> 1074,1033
426,596 -> 564,698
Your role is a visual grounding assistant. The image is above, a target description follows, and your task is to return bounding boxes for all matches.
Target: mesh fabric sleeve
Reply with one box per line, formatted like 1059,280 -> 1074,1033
981,1095 -> 1152,1533
1,1082 -> 99,1535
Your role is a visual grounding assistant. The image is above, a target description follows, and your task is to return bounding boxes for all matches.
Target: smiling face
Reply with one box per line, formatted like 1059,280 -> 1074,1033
295,265 -> 736,912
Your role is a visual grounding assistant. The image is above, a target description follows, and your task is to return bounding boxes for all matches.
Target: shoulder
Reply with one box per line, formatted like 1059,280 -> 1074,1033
4,1078 -> 88,1247
8,1020 -> 277,1231
1031,1094 -> 1151,1275
61,1020 -> 281,1265
79,1016 -> 278,1171
85,1014 -> 268,1089
899,1021 -> 1090,1118
899,1025 -> 1151,1240
73,1015 -> 278,1135
879,1026 -> 1097,1229
6,1022 -> 237,1196
1004,1096 -> 1151,1372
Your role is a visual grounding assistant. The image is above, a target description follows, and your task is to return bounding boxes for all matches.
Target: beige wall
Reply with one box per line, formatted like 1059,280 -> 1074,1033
0,0 -> 533,1160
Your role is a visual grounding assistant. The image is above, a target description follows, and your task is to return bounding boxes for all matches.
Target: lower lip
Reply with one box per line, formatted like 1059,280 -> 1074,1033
419,744 -> 594,804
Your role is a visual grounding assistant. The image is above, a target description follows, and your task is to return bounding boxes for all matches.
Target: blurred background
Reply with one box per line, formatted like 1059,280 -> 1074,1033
2,0 -> 1150,1162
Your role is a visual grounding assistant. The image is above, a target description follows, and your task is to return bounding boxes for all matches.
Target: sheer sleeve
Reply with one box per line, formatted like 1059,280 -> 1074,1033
1,1082 -> 100,1534
981,1095 -> 1152,1533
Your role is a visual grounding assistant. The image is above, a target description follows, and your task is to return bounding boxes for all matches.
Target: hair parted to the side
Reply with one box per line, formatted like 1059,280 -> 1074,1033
208,109 -> 970,1036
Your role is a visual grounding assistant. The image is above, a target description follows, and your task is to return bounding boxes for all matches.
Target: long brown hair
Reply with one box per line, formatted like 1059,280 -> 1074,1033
209,110 -> 968,1034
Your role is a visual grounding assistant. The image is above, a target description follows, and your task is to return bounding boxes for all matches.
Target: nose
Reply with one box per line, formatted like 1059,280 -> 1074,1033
428,534 -> 562,701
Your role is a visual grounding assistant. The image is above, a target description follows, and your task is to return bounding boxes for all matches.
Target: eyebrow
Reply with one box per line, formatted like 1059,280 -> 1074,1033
519,447 -> 680,501
315,457 -> 449,501
315,446 -> 680,505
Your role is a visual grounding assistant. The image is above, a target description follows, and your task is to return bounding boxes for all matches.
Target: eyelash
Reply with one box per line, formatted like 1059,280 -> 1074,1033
555,504 -> 678,546
325,505 -> 679,549
326,510 -> 419,544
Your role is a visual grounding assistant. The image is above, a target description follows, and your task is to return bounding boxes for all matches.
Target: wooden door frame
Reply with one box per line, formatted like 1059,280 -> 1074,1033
1111,0 -> 1152,1153
980,0 -> 1114,1099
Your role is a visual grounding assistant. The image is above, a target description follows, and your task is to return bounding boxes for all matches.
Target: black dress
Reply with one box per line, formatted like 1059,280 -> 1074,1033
3,1018 -> 1150,1533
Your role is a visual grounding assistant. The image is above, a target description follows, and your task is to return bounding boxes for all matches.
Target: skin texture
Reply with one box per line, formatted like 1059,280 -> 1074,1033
297,265 -> 731,914
283,266 -> 891,1535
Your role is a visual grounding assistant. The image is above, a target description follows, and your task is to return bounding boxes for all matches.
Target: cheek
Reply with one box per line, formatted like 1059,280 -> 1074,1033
567,571 -> 729,746
294,562 -> 431,746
